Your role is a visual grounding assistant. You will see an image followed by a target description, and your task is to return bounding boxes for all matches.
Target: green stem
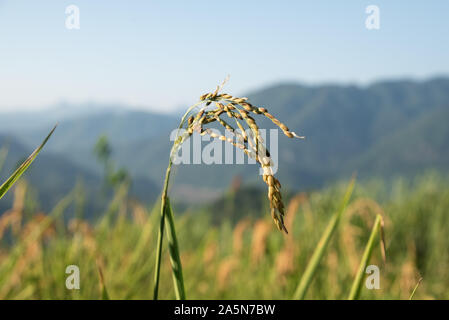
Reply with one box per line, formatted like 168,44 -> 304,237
293,177 -> 355,300
152,161 -> 173,300
152,101 -> 203,300
409,278 -> 423,300
348,214 -> 383,300
165,198 -> 186,299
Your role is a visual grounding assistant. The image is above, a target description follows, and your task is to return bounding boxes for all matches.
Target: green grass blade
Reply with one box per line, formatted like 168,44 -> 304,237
153,164 -> 172,300
101,285 -> 110,300
165,197 -> 186,300
0,125 -> 57,200
293,177 -> 356,300
409,277 -> 423,300
97,263 -> 110,300
152,197 -> 166,300
347,214 -> 385,300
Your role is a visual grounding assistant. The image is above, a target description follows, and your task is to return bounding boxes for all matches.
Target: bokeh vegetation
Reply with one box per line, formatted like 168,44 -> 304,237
0,171 -> 447,299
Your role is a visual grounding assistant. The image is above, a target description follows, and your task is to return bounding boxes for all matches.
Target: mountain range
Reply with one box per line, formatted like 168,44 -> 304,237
1,76 -> 448,213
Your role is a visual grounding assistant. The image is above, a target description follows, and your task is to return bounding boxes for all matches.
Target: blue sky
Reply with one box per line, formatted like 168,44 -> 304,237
0,1 -> 448,112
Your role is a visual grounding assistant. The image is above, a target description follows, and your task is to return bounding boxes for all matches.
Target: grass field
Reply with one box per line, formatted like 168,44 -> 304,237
0,172 -> 448,300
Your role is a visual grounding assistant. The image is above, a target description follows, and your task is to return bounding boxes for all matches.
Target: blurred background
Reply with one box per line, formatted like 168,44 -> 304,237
0,1 -> 448,299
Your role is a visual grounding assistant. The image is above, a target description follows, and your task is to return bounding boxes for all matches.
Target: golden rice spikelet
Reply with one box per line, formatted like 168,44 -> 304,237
263,173 -> 287,233
217,94 -> 304,139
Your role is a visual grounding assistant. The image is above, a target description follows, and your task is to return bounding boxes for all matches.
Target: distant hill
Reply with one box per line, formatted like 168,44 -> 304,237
0,104 -> 178,175
245,77 -> 449,187
350,106 -> 449,177
1,76 -> 448,208
0,134 -> 159,215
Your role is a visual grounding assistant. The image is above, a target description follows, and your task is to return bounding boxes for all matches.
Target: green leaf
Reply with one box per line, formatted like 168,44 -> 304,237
293,176 -> 356,300
165,197 -> 186,300
0,125 -> 56,200
97,263 -> 110,300
409,278 -> 423,300
347,214 -> 386,300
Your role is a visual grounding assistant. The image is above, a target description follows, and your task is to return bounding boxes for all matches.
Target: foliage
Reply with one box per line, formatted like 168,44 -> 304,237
0,174 -> 447,299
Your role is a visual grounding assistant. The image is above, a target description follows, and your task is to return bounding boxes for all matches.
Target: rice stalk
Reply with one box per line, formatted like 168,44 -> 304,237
152,165 -> 171,300
153,99 -> 204,300
293,177 -> 355,300
340,198 -> 387,274
409,277 -> 423,300
164,198 -> 185,300
153,81 -> 303,299
347,214 -> 386,300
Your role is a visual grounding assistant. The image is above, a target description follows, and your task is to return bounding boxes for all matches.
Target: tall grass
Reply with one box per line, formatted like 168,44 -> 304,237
1,122 -> 446,299
293,177 -> 355,299
347,214 -> 385,300
409,278 -> 423,300
0,173 -> 447,299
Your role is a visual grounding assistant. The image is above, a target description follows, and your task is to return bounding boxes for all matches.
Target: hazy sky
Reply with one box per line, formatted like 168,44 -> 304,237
0,1 -> 448,113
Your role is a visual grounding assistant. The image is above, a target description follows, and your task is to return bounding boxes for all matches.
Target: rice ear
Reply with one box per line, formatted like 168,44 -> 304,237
188,88 -> 302,233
